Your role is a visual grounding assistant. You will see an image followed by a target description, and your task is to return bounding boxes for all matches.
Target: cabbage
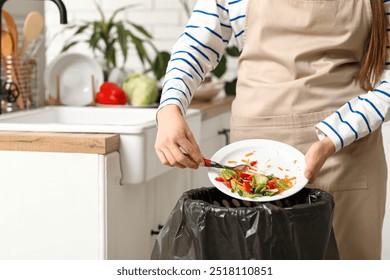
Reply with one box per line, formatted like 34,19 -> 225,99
122,73 -> 158,106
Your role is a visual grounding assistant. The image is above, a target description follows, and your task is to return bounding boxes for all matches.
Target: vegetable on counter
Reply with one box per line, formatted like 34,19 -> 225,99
122,73 -> 158,106
96,82 -> 127,105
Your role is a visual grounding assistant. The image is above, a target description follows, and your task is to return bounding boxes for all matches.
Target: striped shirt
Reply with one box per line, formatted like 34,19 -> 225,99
159,0 -> 390,152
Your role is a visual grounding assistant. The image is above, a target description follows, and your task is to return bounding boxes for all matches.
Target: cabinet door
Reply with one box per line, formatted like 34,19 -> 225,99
107,163 -> 195,260
146,168 -> 195,257
0,151 -> 105,260
106,151 -> 152,260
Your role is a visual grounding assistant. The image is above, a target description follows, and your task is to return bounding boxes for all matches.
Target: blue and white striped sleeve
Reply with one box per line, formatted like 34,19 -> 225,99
315,1 -> 390,152
158,0 -> 233,115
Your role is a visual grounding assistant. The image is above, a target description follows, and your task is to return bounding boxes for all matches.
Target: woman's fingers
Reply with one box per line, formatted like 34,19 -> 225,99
177,135 -> 204,167
155,104 -> 203,169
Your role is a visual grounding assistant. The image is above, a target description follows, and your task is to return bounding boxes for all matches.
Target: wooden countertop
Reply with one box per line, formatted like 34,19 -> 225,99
0,96 -> 233,154
190,95 -> 233,120
0,131 -> 120,154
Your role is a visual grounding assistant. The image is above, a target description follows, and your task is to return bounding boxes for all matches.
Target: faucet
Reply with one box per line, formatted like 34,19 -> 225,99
0,0 -> 67,114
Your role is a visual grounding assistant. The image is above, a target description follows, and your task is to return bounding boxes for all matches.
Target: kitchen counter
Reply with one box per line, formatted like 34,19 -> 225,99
0,96 -> 233,154
190,95 -> 233,120
0,131 -> 119,154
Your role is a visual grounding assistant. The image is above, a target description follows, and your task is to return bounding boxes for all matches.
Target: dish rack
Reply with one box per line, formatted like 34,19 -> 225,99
46,74 -> 97,106
1,55 -> 38,113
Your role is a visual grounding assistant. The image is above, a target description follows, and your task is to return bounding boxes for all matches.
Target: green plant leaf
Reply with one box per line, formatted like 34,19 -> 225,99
116,22 -> 128,62
152,51 -> 171,80
212,55 -> 227,78
61,41 -> 79,52
224,78 -> 237,96
105,20 -> 115,37
107,44 -> 117,68
94,0 -> 106,22
226,46 -> 240,57
128,31 -> 152,67
127,21 -> 153,39
73,23 -> 91,36
89,24 -> 102,50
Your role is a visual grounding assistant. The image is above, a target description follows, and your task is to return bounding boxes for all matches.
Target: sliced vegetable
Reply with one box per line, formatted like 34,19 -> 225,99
274,179 -> 290,190
221,169 -> 237,180
215,163 -> 294,198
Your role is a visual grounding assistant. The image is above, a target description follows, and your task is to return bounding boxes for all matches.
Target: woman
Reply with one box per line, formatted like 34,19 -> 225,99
155,0 -> 390,259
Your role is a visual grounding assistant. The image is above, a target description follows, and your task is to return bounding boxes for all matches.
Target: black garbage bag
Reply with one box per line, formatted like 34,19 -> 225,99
151,187 -> 338,260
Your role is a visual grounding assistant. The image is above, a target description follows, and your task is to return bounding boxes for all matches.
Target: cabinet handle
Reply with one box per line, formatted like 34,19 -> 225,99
218,128 -> 230,145
150,224 -> 164,236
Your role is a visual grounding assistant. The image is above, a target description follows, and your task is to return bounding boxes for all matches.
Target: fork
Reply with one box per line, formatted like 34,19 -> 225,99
202,157 -> 257,172
184,153 -> 257,172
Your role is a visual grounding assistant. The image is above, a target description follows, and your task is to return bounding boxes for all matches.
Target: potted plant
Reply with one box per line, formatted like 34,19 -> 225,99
60,2 -> 168,82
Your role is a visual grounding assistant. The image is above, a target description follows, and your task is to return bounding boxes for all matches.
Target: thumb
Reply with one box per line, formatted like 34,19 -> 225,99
304,168 -> 313,181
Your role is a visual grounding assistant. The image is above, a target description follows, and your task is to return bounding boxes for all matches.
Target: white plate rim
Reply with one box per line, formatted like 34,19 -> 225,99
207,139 -> 309,202
45,53 -> 104,106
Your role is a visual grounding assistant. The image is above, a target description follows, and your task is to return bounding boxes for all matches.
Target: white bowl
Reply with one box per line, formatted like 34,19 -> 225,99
193,80 -> 225,101
45,53 -> 104,106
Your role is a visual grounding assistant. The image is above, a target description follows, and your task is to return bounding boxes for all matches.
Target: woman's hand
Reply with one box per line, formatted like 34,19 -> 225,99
155,104 -> 204,169
304,137 -> 336,183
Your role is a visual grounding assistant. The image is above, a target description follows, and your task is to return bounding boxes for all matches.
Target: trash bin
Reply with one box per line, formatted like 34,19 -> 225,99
151,187 -> 339,260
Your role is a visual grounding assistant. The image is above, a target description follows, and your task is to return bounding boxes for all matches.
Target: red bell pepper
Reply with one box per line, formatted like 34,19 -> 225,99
96,82 -> 127,105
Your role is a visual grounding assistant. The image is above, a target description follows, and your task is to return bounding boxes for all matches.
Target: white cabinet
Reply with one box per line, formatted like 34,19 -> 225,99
0,150 -> 110,259
107,166 -> 196,259
0,110 -> 231,260
0,149 -> 198,260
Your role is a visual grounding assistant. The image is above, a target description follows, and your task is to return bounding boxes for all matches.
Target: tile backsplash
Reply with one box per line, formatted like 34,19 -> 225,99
45,0 -> 198,75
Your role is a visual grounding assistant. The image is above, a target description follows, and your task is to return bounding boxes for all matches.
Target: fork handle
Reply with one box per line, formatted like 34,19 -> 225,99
203,157 -> 228,169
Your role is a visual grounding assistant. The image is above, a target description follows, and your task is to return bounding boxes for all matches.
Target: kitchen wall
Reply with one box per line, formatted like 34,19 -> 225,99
44,0 -> 194,74
44,0 -> 237,81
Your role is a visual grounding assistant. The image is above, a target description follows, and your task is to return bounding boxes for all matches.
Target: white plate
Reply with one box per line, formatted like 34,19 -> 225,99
208,139 -> 308,202
45,53 -> 104,106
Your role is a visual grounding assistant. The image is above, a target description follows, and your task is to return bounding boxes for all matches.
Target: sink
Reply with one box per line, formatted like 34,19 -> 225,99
0,106 -> 170,133
0,106 -> 202,184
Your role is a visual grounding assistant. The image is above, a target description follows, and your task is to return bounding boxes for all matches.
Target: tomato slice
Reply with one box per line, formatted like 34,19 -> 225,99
239,173 -> 251,180
243,181 -> 251,193
267,180 -> 276,189
215,177 -> 224,182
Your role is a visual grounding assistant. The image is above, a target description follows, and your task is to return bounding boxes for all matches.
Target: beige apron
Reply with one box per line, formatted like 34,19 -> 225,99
232,0 -> 387,259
